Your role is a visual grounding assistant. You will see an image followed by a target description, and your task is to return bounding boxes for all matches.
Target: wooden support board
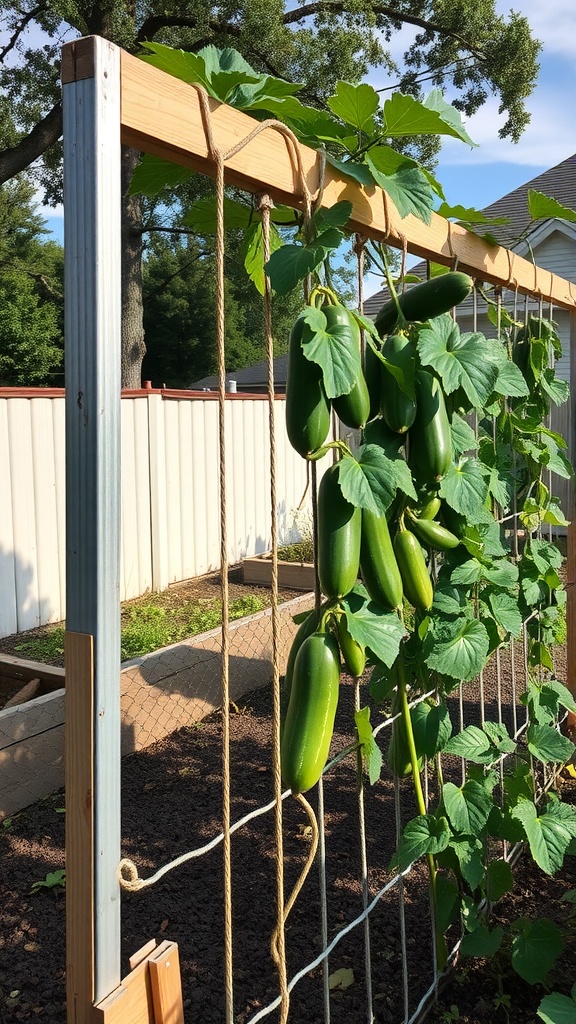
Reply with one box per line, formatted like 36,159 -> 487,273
60,35 -> 576,311
93,941 -> 184,1024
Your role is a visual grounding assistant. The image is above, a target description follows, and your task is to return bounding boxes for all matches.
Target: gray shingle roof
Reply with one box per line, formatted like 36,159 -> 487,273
364,152 -> 576,318
191,354 -> 289,391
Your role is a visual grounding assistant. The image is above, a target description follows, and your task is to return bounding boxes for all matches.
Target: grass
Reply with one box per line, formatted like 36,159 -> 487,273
277,539 -> 314,563
14,593 -> 266,663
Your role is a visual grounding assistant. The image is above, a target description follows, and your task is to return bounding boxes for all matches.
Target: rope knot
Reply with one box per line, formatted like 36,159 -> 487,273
118,858 -> 144,892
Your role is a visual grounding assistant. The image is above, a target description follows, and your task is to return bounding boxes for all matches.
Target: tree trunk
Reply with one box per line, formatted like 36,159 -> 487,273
121,146 -> 146,388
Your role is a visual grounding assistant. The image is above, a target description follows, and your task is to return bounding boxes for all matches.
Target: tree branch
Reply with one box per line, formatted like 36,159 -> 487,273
282,3 -> 485,60
0,102 -> 63,185
0,4 -> 49,64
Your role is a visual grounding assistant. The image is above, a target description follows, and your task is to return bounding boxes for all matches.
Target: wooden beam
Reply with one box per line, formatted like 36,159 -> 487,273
65,631 -> 94,1024
105,45 -> 575,311
0,654 -> 65,686
93,941 -> 183,1024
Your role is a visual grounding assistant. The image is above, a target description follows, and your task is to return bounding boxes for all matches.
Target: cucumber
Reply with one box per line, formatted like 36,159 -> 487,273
360,508 -> 403,611
324,304 -> 371,429
394,524 -> 434,611
336,617 -> 366,677
406,512 -> 460,551
379,334 -> 417,434
409,371 -> 452,484
317,463 -> 361,599
387,685 -> 423,778
364,339 -> 383,422
285,312 -> 331,457
282,608 -> 320,725
281,631 -> 341,794
417,496 -> 441,520
375,272 -> 473,336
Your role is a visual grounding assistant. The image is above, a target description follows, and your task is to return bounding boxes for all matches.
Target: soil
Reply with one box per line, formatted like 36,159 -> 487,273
1,571 -> 575,1023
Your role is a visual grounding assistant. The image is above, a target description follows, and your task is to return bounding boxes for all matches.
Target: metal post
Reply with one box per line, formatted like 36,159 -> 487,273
62,35 -> 122,1012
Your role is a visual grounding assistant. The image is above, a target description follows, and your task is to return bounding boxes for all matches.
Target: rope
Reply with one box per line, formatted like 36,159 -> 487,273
258,192 -> 290,1022
271,793 -> 319,967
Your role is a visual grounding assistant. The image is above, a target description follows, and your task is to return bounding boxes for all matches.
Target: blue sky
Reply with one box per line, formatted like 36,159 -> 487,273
40,1 -> 576,276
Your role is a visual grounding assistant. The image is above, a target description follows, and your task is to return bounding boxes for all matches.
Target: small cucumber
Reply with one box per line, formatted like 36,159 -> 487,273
409,371 -> 452,484
364,340 -> 383,422
281,631 -> 341,794
393,524 -> 433,611
417,496 -> 441,520
336,617 -> 366,677
322,304 -> 370,429
379,334 -> 417,434
317,463 -> 361,599
285,312 -> 331,457
375,272 -> 473,336
360,508 -> 403,611
406,513 -> 460,552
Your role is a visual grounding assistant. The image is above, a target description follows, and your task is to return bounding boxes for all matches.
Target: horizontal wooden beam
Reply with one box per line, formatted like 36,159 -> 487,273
61,36 -> 576,310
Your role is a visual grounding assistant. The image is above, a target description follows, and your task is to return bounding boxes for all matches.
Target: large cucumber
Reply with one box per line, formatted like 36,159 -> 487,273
324,304 -> 371,429
282,608 -> 320,725
364,339 -> 383,422
285,312 -> 331,457
317,463 -> 361,599
379,334 -> 417,434
375,271 -> 473,337
281,631 -> 341,794
394,524 -> 434,612
360,508 -> 403,611
409,371 -> 452,484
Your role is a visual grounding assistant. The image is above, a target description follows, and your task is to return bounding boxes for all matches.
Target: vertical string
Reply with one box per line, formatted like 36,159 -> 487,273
354,679 -> 374,1024
214,150 -> 234,1024
258,195 -> 290,1022
395,779 -> 409,1024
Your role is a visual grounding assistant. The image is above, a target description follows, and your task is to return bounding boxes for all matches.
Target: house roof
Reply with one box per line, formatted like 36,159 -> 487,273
364,152 -> 576,318
191,354 -> 289,391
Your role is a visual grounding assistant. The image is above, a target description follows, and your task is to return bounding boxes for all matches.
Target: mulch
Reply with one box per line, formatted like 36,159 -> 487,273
1,570 -> 575,1022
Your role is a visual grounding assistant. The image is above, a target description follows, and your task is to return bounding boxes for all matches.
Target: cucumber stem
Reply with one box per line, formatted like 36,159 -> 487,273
397,650 -> 447,970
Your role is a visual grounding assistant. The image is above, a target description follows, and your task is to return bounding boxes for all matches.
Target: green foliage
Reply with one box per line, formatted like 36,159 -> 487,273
30,869 -> 66,894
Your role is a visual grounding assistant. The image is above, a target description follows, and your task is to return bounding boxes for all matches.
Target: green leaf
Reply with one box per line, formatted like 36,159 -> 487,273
265,244 -> 322,295
527,724 -> 575,765
424,617 -> 489,683
325,154 -> 376,187
443,725 -> 499,765
511,917 -> 564,985
435,873 -> 459,932
442,780 -> 493,836
527,190 -> 576,223
451,413 -> 477,455
314,201 -> 353,232
327,81 -> 379,132
512,799 -> 576,875
460,924 -> 504,958
384,91 -> 476,146
486,859 -> 514,903
338,445 -> 415,516
139,41 -> 214,89
492,358 -> 531,399
439,459 -> 489,522
355,706 -> 383,785
450,836 -> 485,890
244,221 -> 283,295
129,154 -> 193,197
185,194 -> 262,233
488,592 -> 523,637
542,677 -> 576,714
540,370 -> 571,407
342,591 -> 406,666
436,202 -> 507,227
537,991 -> 576,1024
417,317 -> 499,408
394,814 -> 450,870
300,307 -> 359,399
411,701 -> 452,758
365,149 -> 435,224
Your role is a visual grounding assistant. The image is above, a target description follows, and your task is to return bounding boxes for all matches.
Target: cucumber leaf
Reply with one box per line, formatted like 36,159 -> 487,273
342,590 -> 406,666
512,799 -> 576,875
338,445 -> 417,516
299,307 -> 359,398
537,990 -> 576,1024
460,925 -> 504,958
129,154 -> 193,197
442,780 -> 493,836
511,917 -> 564,984
364,149 -> 435,223
417,316 -> 499,408
393,813 -> 451,870
526,724 -> 575,765
384,91 -> 476,147
439,459 -> 489,522
327,81 -> 379,133
424,617 -> 489,682
243,221 -> 283,295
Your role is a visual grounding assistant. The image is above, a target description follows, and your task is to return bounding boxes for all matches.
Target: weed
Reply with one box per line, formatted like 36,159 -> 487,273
15,626 -> 65,662
30,869 -> 66,894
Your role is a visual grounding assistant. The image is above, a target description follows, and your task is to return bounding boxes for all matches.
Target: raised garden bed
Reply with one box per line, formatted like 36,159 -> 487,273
0,591 -> 314,819
242,551 -> 315,591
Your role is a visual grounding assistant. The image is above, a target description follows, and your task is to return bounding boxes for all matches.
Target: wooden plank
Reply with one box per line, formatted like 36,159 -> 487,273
149,943 -> 184,1024
0,654 -> 65,686
105,44 -> 576,310
129,940 -> 158,972
65,631 -> 94,1024
93,956 -> 154,1024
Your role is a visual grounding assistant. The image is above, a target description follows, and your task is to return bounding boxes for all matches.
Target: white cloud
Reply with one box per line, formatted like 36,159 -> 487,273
496,0 -> 576,59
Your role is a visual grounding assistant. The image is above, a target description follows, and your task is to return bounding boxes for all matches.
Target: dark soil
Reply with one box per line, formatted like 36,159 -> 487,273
1,571 -> 575,1023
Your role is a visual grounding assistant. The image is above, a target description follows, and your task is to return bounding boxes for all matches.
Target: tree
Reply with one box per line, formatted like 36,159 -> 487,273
0,2 -> 541,385
0,177 -> 63,385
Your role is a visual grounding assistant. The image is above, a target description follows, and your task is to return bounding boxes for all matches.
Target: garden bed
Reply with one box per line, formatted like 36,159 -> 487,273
0,568 -> 313,819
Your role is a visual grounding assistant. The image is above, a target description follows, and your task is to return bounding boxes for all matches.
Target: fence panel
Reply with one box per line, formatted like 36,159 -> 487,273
0,390 -> 315,638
